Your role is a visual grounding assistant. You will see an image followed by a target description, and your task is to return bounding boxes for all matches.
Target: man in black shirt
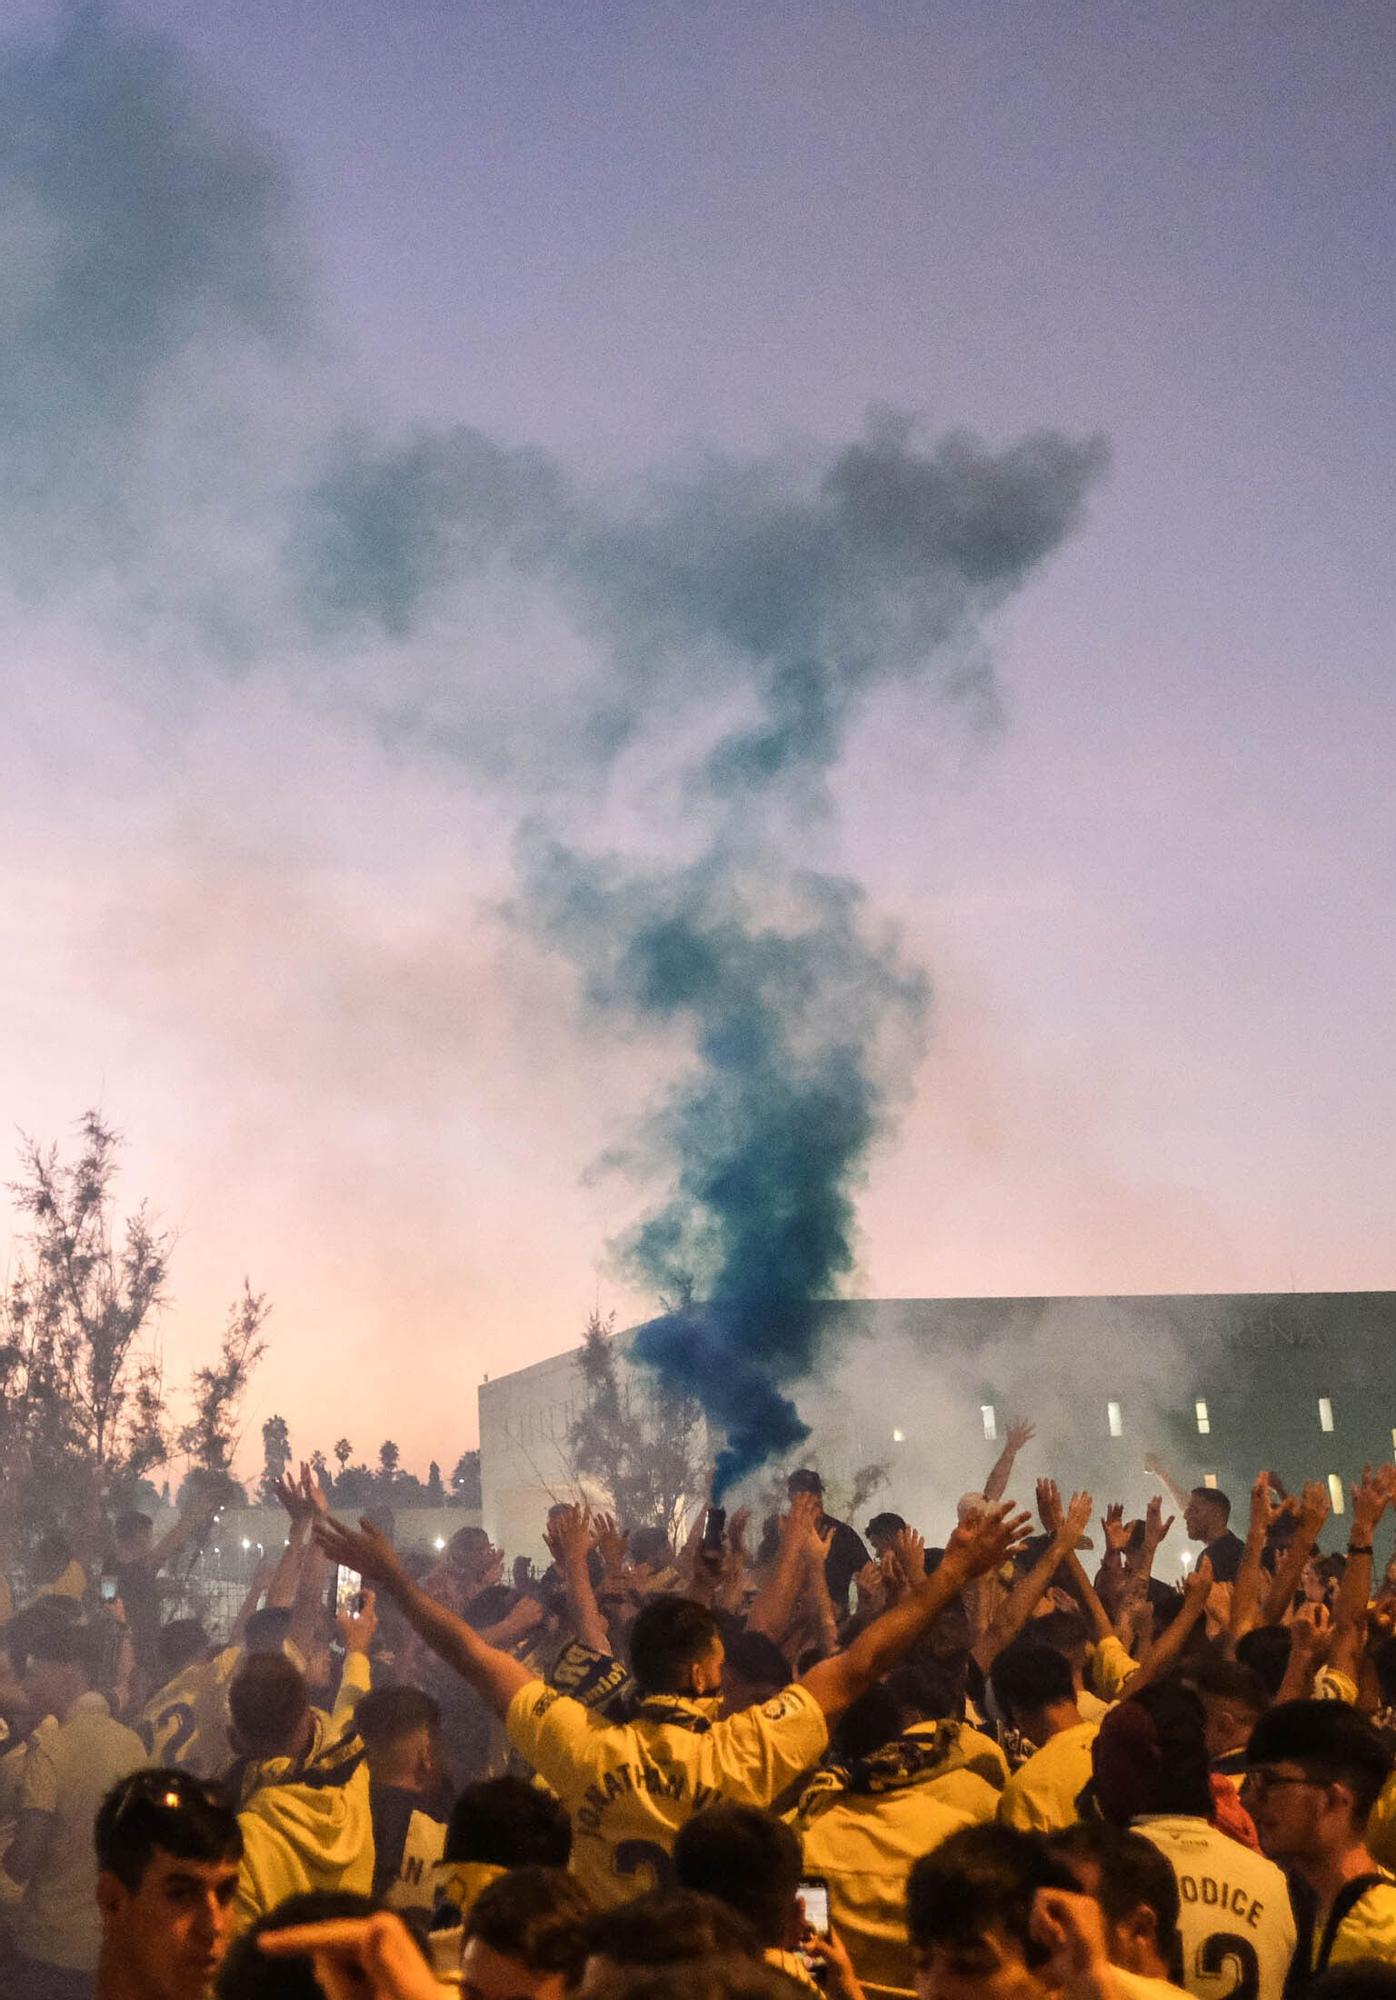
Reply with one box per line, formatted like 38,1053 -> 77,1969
1183,1485 -> 1245,1583
786,1470 -> 869,1616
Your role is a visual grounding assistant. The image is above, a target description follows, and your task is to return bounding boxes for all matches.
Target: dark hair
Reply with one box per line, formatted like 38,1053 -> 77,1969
1034,1608 -> 1090,1663
1236,1625 -> 1292,1698
24,1615 -> 103,1679
1247,1700 -> 1394,1822
866,1512 -> 907,1544
674,1805 -> 803,1947
630,1527 -> 673,1569
890,1655 -> 969,1722
1093,1681 -> 1213,1824
96,1769 -> 243,1892
585,1888 -> 759,1969
465,1866 -> 592,1978
786,1470 -> 823,1497
1186,1657 -> 1269,1718
114,1509 -> 154,1544
1048,1823 -> 1182,1977
243,1605 -> 293,1654
835,1682 -> 903,1763
908,1825 -> 1077,1966
217,1891 -> 386,2000
721,1629 -> 792,1697
356,1685 -> 441,1756
229,1652 -> 309,1758
157,1617 -> 210,1680
584,1960 -> 810,2000
446,1775 -> 572,1867
464,1584 -> 518,1630
628,1596 -> 721,1695
989,1643 -> 1076,1725
1189,1487 -> 1231,1526
31,1533 -> 75,1585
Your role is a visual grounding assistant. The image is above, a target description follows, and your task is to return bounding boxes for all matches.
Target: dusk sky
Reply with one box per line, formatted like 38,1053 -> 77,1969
2,0 -> 1393,1483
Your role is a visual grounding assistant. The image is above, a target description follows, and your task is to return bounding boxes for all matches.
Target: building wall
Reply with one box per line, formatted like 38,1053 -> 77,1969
477,1293 -> 1396,1569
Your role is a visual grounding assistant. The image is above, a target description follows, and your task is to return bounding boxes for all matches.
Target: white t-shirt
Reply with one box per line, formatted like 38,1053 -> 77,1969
1134,1815 -> 1296,2000
17,1694 -> 147,1971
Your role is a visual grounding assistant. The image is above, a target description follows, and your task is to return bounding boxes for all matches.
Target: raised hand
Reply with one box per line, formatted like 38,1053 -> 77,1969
337,1586 -> 377,1657
1290,1598 -> 1333,1664
947,1501 -> 1033,1579
781,1489 -> 824,1550
273,1468 -> 314,1527
1349,1464 -> 1390,1541
1182,1553 -> 1215,1605
892,1525 -> 928,1587
1249,1469 -> 1282,1537
1298,1479 -> 1332,1537
313,1514 -> 406,1591
1036,1478 -> 1064,1534
591,1512 -> 630,1574
1100,1502 -> 1130,1556
1062,1491 -> 1093,1544
544,1503 -> 596,1569
1143,1494 -> 1174,1552
853,1559 -> 886,1610
1006,1419 -> 1036,1455
258,1911 -> 442,2000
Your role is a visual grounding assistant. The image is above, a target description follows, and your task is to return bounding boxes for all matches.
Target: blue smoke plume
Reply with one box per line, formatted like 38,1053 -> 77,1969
1,9 -> 1109,1495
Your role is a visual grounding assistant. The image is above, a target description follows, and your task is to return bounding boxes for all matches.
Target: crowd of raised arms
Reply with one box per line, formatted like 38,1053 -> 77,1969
9,1432 -> 1396,2000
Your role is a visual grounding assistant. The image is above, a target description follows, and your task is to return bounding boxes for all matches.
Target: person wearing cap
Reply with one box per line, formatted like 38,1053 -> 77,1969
785,1472 -> 870,1617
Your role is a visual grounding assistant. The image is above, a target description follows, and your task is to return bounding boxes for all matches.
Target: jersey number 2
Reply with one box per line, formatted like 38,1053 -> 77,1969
1198,1931 -> 1261,2000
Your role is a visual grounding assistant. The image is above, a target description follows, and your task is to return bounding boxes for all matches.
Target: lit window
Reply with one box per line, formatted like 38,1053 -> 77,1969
981,1405 -> 997,1442
1328,1473 -> 1345,1515
1107,1401 -> 1123,1438
1318,1397 -> 1334,1433
1203,1473 -> 1218,1490
1195,1399 -> 1210,1435
892,1428 -> 906,1444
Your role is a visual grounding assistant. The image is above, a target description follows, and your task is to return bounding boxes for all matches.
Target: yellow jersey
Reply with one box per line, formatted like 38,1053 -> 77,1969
998,1719 -> 1099,1833
505,1679 -> 828,1908
796,1720 -> 992,1997
1317,1874 -> 1396,1971
139,1645 -> 241,1778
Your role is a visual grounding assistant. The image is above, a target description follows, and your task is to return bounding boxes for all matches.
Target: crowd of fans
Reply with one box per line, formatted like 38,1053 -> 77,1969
7,1426 -> 1396,2000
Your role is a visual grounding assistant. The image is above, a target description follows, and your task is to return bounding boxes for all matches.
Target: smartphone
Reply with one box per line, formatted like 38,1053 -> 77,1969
797,1876 -> 831,1981
100,1574 -> 119,1604
700,1505 -> 727,1557
331,1564 -> 363,1617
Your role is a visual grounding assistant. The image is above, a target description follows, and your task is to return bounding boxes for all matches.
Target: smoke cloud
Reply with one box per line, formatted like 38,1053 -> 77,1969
1,7 -> 1111,1489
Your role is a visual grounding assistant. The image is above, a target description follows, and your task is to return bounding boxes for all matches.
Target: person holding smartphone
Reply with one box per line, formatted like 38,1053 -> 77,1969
675,1803 -> 867,1997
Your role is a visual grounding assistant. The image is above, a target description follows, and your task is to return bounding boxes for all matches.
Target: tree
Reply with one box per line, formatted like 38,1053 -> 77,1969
451,1450 -> 481,1509
376,1439 -> 400,1484
180,1285 -> 269,1510
567,1308 -> 705,1540
259,1414 -> 292,1505
309,1448 -> 329,1487
425,1460 -> 445,1507
334,1438 -> 352,1473
0,1113 -> 266,1561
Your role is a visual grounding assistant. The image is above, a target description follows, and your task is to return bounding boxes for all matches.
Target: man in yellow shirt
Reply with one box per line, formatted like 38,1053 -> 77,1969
228,1594 -> 377,1929
315,1499 -> 1030,1909
793,1663 -> 1007,1996
994,1643 -> 1100,1834
1246,1699 -> 1396,1980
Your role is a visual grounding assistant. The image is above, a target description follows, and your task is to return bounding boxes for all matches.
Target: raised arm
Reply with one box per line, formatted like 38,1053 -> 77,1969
1142,1453 -> 1192,1518
314,1516 -> 535,1718
545,1505 -> 610,1655
984,1419 -> 1035,1505
1228,1471 -> 1280,1650
1327,1466 -> 1390,1689
149,1491 -> 218,1574
974,1487 -> 1093,1671
1127,1555 -> 1213,1695
799,1503 -> 1031,1721
1261,1480 -> 1331,1626
747,1492 -> 824,1643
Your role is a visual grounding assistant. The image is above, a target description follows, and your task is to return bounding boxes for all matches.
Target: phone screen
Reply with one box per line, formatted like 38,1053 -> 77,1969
798,1878 -> 830,1939
333,1564 -> 363,1616
100,1574 -> 119,1603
